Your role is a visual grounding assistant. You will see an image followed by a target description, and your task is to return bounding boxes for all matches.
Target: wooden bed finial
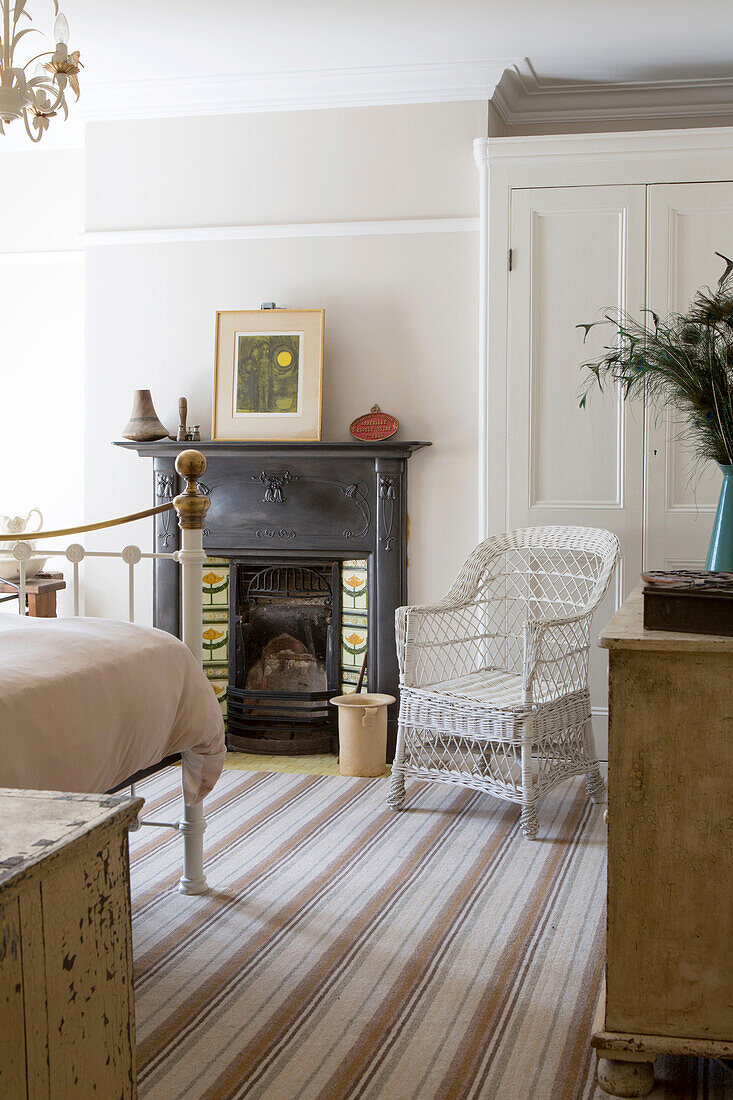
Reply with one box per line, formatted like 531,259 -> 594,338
174,449 -> 210,529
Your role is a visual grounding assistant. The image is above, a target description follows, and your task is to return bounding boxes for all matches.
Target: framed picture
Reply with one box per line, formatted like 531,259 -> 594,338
212,308 -> 324,441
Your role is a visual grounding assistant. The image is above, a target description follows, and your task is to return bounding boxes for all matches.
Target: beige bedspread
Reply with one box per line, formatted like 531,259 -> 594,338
0,616 -> 225,804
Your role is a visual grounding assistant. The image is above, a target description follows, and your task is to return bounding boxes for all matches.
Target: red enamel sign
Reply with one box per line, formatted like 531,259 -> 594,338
349,405 -> 399,441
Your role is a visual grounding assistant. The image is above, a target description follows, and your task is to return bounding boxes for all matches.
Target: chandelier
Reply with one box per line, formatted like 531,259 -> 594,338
0,0 -> 81,142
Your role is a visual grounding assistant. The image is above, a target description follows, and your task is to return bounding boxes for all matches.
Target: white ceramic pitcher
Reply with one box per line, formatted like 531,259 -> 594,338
0,508 -> 43,537
0,508 -> 46,581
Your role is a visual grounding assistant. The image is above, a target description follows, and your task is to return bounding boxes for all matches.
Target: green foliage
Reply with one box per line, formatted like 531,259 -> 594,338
578,253 -> 733,467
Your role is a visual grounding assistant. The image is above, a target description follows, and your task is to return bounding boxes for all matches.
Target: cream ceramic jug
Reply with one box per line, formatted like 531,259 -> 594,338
0,508 -> 43,537
0,508 -> 46,581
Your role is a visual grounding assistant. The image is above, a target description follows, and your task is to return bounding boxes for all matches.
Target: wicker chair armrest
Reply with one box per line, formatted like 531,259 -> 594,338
521,609 -> 594,695
526,605 -> 596,630
396,599 -> 502,639
396,600 -> 507,686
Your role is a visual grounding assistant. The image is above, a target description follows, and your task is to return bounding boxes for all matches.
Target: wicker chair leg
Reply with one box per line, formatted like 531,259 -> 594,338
520,803 -> 539,840
586,766 -> 606,804
387,770 -> 406,809
388,723 -> 408,810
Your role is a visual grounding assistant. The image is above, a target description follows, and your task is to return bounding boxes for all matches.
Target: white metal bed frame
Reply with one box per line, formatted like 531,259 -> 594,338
0,449 -> 215,895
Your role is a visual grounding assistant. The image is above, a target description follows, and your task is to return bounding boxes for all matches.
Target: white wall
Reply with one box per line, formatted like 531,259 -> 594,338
0,147 -> 84,615
84,100 -> 485,622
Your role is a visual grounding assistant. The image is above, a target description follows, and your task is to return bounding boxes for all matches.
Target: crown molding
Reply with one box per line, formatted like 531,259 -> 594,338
474,125 -> 733,165
77,55 -> 733,129
493,60 -> 733,126
79,59 -> 519,123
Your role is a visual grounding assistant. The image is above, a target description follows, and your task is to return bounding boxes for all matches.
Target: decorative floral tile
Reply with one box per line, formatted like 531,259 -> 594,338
203,562 -> 230,608
342,610 -> 368,628
341,668 -> 361,695
202,620 -> 228,664
340,559 -> 368,689
201,558 -> 230,719
204,663 -> 228,681
342,624 -> 367,673
203,609 -> 228,623
341,562 -> 367,611
209,678 -> 228,717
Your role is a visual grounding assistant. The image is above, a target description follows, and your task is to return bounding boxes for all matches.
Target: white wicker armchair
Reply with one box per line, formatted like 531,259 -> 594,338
388,526 -> 620,838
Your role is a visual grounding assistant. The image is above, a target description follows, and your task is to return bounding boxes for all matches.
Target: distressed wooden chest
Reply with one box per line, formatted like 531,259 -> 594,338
592,588 -> 733,1097
0,788 -> 142,1098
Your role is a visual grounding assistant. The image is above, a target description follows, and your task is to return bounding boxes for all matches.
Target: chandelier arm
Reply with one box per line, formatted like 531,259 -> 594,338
23,50 -> 55,71
37,78 -> 66,112
22,109 -> 44,142
26,73 -> 67,117
27,75 -> 58,92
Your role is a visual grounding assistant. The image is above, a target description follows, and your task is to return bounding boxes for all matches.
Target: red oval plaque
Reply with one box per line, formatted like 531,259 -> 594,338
350,405 -> 399,442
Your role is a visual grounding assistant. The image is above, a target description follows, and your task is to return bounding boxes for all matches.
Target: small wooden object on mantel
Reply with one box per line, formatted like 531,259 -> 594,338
121,388 -> 169,442
173,397 -> 201,443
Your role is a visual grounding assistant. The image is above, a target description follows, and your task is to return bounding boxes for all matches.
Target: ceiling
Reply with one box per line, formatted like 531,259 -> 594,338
66,0 -> 733,86
3,0 -> 733,147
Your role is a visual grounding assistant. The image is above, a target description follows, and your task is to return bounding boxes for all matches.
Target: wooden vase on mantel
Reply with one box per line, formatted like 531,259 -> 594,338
121,389 -> 169,442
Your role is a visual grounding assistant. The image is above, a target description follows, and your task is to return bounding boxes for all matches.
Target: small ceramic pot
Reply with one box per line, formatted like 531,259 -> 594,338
122,390 -> 169,442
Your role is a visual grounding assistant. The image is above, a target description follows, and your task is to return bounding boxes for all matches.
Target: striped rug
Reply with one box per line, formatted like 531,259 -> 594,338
130,769 -> 732,1100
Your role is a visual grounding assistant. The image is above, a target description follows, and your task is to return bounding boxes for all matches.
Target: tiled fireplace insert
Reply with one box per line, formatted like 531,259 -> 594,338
117,440 -> 430,759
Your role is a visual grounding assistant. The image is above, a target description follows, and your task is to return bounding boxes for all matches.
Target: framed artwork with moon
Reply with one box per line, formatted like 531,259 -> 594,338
212,308 -> 324,440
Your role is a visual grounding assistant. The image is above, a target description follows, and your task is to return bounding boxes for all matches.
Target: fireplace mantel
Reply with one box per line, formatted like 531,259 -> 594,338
117,440 -> 429,458
116,438 -> 430,757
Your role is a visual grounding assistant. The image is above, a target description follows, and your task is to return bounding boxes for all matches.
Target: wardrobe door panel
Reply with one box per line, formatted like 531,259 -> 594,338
645,182 -> 733,570
507,186 -> 646,760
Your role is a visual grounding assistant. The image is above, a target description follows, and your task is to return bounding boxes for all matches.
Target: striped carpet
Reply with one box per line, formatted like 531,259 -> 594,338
129,768 -> 732,1100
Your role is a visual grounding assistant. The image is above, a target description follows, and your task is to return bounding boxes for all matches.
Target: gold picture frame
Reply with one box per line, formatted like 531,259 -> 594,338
212,308 -> 324,441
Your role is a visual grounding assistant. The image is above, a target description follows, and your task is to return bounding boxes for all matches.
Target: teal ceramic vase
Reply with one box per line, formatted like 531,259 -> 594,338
705,464 -> 733,572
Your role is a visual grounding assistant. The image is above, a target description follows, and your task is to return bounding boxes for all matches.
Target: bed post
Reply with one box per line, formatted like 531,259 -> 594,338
173,449 -> 211,895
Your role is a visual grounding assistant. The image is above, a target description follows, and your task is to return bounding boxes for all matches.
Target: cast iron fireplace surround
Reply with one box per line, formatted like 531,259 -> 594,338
117,440 -> 430,759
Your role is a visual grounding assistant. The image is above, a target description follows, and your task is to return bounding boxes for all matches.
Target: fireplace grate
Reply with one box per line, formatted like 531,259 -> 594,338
227,560 -> 341,754
245,565 -> 332,602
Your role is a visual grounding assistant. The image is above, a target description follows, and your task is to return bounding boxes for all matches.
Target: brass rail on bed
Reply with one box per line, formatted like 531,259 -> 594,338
0,501 -> 174,541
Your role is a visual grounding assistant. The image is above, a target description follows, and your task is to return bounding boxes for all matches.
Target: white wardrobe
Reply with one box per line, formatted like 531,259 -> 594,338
475,128 -> 733,758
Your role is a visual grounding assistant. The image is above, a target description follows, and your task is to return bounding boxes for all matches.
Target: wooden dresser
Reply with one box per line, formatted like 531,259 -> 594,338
592,589 -> 733,1097
0,788 -> 142,1098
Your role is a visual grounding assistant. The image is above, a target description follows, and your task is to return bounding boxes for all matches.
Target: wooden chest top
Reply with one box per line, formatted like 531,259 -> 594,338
598,586 -> 733,653
0,787 -> 142,891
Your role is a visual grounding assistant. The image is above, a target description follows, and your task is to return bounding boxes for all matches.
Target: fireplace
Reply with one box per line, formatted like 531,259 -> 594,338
117,438 -> 430,759
227,561 -> 341,753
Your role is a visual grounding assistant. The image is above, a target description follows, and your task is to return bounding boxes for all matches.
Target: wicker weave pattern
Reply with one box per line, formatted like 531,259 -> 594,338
388,526 -> 619,837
